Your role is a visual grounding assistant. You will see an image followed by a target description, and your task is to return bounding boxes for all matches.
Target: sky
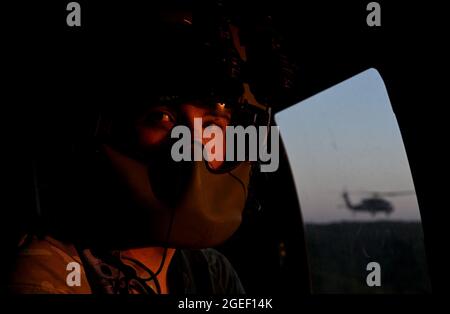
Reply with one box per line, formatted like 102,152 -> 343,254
275,69 -> 422,223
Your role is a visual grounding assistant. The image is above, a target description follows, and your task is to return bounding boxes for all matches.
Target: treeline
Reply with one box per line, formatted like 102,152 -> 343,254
304,221 -> 431,293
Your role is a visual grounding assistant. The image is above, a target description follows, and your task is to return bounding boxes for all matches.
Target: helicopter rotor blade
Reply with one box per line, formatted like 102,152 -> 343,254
346,190 -> 415,197
378,191 -> 416,197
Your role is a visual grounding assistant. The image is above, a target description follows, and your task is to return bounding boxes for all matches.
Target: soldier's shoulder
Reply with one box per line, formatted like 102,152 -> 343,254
8,235 -> 92,294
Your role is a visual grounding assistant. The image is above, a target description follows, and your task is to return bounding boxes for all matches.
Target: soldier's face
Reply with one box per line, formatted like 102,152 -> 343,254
134,102 -> 232,170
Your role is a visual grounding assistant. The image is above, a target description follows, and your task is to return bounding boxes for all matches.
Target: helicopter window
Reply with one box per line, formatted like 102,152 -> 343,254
274,69 -> 431,293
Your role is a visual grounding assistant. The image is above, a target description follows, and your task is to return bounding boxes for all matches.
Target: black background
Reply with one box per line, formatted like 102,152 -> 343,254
1,0 -> 447,310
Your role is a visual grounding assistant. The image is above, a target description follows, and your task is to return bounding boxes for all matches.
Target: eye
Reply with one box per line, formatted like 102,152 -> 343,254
136,108 -> 176,147
159,112 -> 173,123
216,102 -> 226,111
142,110 -> 176,128
214,102 -> 232,119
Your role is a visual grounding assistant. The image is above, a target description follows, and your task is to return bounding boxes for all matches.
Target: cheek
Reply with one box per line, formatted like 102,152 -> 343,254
138,127 -> 171,147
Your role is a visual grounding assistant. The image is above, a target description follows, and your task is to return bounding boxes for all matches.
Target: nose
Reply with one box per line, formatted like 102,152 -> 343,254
180,103 -> 205,142
180,103 -> 225,170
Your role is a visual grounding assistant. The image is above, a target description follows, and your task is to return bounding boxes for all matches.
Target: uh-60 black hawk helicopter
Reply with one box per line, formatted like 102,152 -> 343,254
342,189 -> 415,216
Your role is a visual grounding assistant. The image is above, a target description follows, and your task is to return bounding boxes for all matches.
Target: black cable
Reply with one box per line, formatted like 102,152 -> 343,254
121,256 -> 159,281
228,167 -> 249,196
121,256 -> 162,294
149,206 -> 176,283
123,205 -> 176,294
